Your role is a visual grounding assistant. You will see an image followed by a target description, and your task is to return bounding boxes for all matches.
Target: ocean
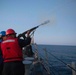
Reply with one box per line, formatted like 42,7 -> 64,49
32,44 -> 76,75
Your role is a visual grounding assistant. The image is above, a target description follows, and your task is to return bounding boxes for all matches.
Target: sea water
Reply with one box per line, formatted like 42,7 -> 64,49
32,44 -> 76,75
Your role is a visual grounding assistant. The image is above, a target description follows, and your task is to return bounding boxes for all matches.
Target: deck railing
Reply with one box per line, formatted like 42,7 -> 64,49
32,43 -> 76,75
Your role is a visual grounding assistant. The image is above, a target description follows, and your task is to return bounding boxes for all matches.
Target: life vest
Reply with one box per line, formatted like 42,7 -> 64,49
1,37 -> 23,62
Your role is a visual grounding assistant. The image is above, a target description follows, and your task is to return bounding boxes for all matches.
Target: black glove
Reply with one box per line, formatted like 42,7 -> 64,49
18,34 -> 26,40
18,34 -> 22,38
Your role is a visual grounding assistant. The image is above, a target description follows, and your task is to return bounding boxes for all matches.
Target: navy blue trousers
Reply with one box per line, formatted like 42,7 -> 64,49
2,61 -> 25,75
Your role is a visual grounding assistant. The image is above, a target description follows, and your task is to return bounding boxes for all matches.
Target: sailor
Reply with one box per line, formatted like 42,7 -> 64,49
0,31 -> 6,75
1,29 -> 31,75
0,31 -> 6,41
24,44 -> 34,57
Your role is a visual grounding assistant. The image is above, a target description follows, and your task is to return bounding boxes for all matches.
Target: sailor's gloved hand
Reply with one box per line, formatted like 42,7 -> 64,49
18,34 -> 26,40
26,30 -> 31,37
18,34 -> 23,38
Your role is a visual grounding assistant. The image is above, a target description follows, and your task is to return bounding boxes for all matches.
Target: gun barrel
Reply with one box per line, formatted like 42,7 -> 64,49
22,26 -> 39,35
20,20 -> 50,35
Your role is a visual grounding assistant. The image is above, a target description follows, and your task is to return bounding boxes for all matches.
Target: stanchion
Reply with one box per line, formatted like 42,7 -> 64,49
23,60 -> 32,75
71,62 -> 76,75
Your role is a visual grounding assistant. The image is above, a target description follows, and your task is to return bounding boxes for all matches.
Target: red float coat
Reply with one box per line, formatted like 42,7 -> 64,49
1,37 -> 23,62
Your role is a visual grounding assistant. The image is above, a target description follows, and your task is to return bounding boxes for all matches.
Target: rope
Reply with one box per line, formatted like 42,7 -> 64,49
33,47 -> 61,75
37,49 -> 62,75
47,51 -> 76,72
